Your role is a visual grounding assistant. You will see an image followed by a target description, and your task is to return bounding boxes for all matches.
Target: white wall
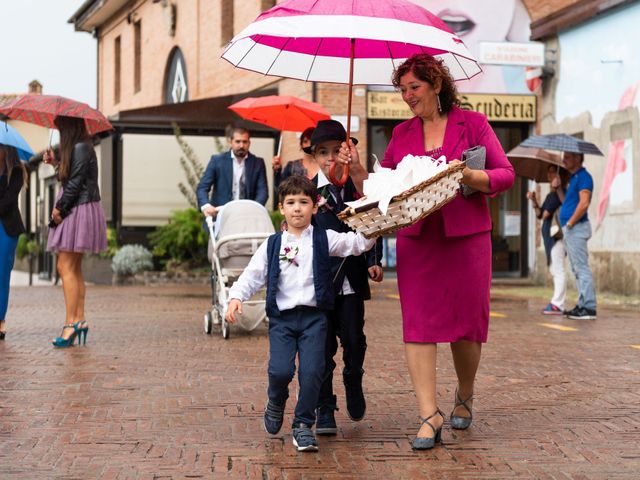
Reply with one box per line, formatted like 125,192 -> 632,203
551,4 -> 640,253
121,133 -> 274,226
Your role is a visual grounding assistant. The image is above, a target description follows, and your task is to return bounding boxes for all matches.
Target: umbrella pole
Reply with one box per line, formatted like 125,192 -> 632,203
346,38 -> 355,143
329,38 -> 355,186
275,112 -> 287,161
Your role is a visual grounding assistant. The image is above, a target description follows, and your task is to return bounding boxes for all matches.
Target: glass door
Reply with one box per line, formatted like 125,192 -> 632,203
367,120 -> 531,276
490,123 -> 529,277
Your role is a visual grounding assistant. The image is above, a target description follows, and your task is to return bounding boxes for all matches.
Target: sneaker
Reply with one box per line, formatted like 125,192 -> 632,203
263,400 -> 285,435
568,307 -> 597,320
292,423 -> 319,452
344,372 -> 366,421
542,303 -> 563,315
564,305 -> 580,317
316,396 -> 338,436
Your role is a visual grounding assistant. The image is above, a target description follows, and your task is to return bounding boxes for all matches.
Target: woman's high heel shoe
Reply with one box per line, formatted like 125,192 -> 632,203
52,323 -> 80,348
411,409 -> 444,450
77,321 -> 89,345
450,389 -> 473,430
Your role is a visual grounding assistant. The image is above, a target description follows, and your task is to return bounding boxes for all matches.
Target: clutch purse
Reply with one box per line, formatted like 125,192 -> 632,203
550,210 -> 563,239
461,145 -> 486,197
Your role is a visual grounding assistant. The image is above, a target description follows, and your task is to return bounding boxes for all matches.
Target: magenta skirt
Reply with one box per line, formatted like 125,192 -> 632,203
47,190 -> 107,254
396,210 -> 492,344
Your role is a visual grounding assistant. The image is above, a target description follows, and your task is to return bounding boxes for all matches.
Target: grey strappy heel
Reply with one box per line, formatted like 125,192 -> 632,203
411,409 -> 444,450
450,389 -> 473,430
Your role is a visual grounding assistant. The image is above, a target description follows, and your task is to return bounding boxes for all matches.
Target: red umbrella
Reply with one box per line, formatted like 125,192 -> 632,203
229,95 -> 330,132
229,95 -> 330,155
0,94 -> 113,135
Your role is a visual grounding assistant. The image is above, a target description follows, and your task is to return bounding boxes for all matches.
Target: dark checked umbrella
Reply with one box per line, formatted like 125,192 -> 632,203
506,145 -> 565,183
519,134 -> 604,156
0,94 -> 113,136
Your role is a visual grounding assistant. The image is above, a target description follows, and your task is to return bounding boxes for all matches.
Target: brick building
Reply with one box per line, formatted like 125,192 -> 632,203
69,0 -> 550,277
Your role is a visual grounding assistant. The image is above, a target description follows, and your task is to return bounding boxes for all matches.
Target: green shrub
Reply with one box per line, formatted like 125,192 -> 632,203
26,239 -> 40,256
270,210 -> 285,231
99,227 -> 119,259
111,245 -> 153,276
148,208 -> 208,269
15,234 -> 40,261
16,234 -> 29,260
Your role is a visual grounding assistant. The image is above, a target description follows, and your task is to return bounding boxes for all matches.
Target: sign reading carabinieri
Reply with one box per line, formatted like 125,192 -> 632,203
367,91 -> 536,122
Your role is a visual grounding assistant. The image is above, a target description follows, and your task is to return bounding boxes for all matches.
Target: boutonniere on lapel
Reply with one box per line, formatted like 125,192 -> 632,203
317,186 -> 333,212
279,245 -> 299,266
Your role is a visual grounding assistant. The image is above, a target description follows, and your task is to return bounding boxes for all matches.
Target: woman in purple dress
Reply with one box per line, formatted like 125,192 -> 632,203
45,116 -> 107,348
340,54 -> 515,450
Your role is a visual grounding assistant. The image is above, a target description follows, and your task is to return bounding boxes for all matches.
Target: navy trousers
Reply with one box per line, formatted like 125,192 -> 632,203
318,294 -> 367,405
267,306 -> 328,427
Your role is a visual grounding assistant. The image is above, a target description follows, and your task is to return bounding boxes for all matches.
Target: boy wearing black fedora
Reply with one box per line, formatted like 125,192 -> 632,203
305,119 -> 384,435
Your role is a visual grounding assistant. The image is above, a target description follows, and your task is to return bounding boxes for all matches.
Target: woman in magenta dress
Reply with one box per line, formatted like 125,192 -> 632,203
341,54 -> 515,450
45,116 -> 107,348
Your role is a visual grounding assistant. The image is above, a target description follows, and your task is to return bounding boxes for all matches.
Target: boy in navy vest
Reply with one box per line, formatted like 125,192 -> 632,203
305,120 -> 384,435
226,176 -> 376,452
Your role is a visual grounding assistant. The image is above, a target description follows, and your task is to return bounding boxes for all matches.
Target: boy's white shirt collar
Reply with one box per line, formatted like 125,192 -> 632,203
317,169 -> 331,189
283,224 -> 313,241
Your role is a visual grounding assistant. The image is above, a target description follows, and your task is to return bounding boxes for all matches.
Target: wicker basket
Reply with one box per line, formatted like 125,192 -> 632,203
338,162 -> 465,238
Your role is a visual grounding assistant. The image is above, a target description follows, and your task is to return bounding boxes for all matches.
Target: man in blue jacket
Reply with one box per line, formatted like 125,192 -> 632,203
197,126 -> 268,217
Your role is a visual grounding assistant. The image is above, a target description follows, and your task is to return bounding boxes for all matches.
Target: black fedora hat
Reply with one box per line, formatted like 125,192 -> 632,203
303,119 -> 358,154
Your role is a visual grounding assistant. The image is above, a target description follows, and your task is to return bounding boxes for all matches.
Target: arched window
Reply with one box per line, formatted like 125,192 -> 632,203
163,47 -> 188,104
221,0 -> 234,45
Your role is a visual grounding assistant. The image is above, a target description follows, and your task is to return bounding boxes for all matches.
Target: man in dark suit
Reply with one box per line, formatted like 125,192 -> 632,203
306,120 -> 384,435
197,126 -> 268,217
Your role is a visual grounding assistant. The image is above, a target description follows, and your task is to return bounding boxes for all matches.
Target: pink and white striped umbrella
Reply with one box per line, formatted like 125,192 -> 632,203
222,0 -> 481,85
222,0 -> 481,184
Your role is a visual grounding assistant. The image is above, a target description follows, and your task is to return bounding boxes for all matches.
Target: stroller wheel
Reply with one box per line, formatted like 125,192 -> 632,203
204,312 -> 213,334
222,318 -> 230,339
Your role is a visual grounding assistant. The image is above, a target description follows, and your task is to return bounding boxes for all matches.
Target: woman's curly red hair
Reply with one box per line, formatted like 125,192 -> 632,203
392,54 -> 459,113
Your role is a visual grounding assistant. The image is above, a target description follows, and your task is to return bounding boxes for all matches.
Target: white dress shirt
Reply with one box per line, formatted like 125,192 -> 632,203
231,151 -> 246,201
228,225 -> 375,312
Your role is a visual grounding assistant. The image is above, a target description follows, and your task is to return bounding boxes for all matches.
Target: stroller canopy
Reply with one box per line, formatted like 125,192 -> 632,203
215,200 -> 275,259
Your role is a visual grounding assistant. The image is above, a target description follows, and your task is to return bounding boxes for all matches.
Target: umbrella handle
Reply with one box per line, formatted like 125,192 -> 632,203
329,162 -> 349,186
328,37 -> 355,188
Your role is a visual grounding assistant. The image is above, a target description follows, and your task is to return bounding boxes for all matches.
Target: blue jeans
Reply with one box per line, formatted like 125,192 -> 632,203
0,222 -> 19,319
267,306 -> 327,426
563,221 -> 596,310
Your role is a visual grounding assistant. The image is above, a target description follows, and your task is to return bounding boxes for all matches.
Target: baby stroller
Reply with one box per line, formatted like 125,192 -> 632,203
203,200 -> 275,339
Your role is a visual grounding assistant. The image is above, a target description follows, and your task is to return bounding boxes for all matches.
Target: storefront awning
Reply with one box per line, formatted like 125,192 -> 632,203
110,89 -> 279,135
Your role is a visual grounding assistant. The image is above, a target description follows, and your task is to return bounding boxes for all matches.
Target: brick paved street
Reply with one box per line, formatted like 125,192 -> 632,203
1,280 -> 639,479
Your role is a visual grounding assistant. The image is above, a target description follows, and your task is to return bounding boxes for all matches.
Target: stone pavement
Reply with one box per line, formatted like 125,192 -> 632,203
1,281 -> 639,479
9,270 -> 55,287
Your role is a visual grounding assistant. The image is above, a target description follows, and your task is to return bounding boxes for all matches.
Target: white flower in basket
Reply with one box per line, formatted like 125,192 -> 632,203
338,155 -> 465,238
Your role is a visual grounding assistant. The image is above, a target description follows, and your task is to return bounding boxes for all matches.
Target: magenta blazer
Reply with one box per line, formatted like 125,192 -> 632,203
382,106 -> 515,238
